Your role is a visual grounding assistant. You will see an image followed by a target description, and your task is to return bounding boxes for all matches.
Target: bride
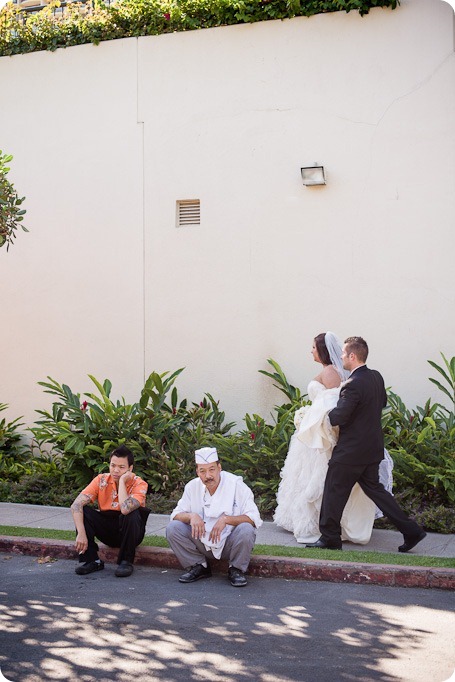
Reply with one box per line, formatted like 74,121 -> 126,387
274,332 -> 393,545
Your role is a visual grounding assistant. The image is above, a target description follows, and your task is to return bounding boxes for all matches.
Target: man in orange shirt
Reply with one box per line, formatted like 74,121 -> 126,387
71,445 -> 149,577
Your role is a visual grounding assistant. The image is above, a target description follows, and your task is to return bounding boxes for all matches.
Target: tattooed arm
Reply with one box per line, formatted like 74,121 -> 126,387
71,493 -> 91,554
118,471 -> 141,515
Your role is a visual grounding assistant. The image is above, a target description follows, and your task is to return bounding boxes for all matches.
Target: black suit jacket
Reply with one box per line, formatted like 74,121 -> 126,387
328,365 -> 387,465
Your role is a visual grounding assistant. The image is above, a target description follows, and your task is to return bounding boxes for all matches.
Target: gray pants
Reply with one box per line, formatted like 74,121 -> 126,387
166,520 -> 256,573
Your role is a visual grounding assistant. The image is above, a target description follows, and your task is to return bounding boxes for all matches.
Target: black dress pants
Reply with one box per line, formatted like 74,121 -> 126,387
78,507 -> 149,565
319,460 -> 422,546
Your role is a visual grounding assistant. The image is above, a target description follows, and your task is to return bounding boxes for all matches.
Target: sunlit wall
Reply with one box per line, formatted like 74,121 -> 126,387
0,0 -> 454,430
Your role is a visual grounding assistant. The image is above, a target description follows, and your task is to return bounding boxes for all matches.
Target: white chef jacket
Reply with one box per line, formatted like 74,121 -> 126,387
170,471 -> 262,558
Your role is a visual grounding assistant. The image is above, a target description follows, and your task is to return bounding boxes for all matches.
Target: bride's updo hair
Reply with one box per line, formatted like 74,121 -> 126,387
314,333 -> 331,366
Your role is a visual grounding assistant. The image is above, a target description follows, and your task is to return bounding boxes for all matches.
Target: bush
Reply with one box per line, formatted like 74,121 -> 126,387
0,404 -> 30,482
146,491 -> 181,514
3,354 -> 454,533
31,374 -> 150,489
29,360 -> 305,512
0,451 -> 71,504
0,0 -> 399,57
30,370 -> 234,493
0,403 -> 27,457
3,474 -> 74,507
374,490 -> 455,534
382,354 -> 455,507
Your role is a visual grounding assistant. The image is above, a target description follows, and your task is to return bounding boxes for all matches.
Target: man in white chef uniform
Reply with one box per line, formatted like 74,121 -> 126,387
166,447 -> 262,587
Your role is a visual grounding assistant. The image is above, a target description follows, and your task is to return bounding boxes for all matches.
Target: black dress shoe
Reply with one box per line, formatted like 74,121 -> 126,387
305,539 -> 342,550
75,560 -> 104,575
228,567 -> 248,587
115,561 -> 134,577
178,563 -> 212,583
398,530 -> 427,553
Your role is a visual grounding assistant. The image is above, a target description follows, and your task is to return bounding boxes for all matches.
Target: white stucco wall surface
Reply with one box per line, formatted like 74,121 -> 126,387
137,0 -> 455,423
0,0 -> 454,431
0,39 -> 144,426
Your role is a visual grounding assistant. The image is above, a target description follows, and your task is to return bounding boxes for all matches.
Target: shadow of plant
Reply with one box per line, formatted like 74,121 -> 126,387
0,554 -> 454,682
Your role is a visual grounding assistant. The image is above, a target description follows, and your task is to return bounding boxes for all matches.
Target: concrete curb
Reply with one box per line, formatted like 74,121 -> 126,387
1,535 -> 454,590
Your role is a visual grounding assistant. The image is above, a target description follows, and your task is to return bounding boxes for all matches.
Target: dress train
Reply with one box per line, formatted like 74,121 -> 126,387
274,381 -> 393,544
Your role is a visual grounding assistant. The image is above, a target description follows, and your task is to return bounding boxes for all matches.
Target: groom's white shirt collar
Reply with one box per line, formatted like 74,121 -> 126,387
349,364 -> 366,376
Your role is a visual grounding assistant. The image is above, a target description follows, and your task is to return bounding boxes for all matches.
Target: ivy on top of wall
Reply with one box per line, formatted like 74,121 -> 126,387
0,0 -> 399,57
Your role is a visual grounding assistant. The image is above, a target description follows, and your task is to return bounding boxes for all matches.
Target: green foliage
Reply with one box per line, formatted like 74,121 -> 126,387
30,370 -> 235,493
413,504 -> 455,534
428,352 -> 455,414
211,413 -> 293,514
259,357 -> 305,404
0,0 -> 399,57
0,449 -> 71,504
374,490 -> 455,533
0,404 -> 26,456
2,353 -> 454,533
3,473 -> 74,507
0,404 -> 30,482
382,354 -> 455,508
31,375 -> 143,488
0,151 -> 28,250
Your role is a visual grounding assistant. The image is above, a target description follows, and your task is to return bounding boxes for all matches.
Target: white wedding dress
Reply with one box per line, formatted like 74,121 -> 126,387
274,380 -> 394,544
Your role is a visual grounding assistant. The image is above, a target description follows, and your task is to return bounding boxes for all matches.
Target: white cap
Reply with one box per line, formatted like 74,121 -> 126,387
195,447 -> 219,464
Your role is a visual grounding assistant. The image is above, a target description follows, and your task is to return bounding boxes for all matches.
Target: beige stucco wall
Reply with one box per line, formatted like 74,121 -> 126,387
0,39 -> 145,427
0,0 -> 454,431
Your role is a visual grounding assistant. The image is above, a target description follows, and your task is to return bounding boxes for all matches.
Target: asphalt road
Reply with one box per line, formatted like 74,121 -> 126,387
1,554 -> 454,682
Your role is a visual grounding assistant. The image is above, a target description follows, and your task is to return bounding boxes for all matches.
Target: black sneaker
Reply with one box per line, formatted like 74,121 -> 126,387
75,560 -> 104,575
228,566 -> 247,587
178,563 -> 212,583
115,561 -> 134,578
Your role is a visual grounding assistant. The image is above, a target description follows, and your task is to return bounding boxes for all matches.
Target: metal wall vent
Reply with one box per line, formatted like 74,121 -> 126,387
176,199 -> 200,227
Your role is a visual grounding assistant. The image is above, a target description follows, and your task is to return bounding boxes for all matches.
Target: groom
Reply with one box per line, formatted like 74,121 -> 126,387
306,336 -> 427,553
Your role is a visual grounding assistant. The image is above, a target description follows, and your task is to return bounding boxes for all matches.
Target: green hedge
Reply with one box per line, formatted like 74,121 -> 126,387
0,0 -> 399,57
1,354 -> 454,534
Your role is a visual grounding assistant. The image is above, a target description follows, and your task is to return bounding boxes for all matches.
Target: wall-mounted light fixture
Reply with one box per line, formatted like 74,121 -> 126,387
301,165 -> 326,186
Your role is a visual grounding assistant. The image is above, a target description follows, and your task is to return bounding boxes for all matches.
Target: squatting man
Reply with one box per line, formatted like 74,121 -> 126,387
71,445 -> 149,577
166,447 -> 262,586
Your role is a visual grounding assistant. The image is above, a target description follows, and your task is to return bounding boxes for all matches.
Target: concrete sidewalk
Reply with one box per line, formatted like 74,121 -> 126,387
1,502 -> 455,557
1,502 -> 454,589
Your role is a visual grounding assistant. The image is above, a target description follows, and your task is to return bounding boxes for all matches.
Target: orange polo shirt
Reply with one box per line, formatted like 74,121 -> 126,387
81,473 -> 148,511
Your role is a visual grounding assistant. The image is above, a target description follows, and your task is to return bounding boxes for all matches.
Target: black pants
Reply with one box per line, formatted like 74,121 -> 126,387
319,460 -> 422,546
77,507 -> 150,565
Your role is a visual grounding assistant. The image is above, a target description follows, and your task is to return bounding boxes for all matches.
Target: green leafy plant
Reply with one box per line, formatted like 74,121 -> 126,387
211,411 -> 293,514
0,403 -> 26,455
428,352 -> 455,415
0,404 -> 30,483
0,0 -> 399,57
0,150 -> 28,250
382,354 -> 455,510
4,354 -> 454,533
30,375 -> 144,487
3,468 -> 73,506
258,358 -> 306,405
30,370 -> 235,493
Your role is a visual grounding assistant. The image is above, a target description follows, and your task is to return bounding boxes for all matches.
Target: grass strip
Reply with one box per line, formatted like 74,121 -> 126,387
1,525 -> 454,569
253,543 -> 455,568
